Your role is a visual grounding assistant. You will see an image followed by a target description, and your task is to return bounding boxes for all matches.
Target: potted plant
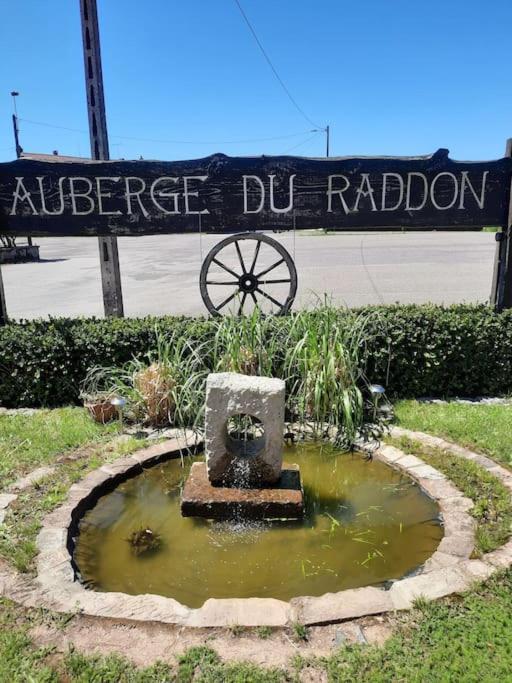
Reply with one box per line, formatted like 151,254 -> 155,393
80,367 -> 119,424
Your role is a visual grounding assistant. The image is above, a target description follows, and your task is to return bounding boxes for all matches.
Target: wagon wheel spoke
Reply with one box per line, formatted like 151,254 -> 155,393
234,241 -> 247,274
255,287 -> 283,309
238,292 -> 248,316
205,279 -> 239,285
217,290 -> 239,311
258,278 -> 292,284
212,257 -> 240,279
255,258 -> 285,279
249,240 -> 261,274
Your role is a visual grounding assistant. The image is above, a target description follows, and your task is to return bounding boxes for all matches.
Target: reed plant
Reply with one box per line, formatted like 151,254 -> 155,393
212,306 -> 280,376
282,304 -> 385,446
80,304 -> 387,446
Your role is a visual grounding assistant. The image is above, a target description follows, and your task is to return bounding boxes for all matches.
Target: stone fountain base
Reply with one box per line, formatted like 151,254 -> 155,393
181,462 -> 304,521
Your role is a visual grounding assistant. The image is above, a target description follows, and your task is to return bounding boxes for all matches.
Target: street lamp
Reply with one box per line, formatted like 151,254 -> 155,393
10,91 -> 19,116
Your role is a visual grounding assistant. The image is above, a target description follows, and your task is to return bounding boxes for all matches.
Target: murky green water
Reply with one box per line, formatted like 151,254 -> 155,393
74,444 -> 442,608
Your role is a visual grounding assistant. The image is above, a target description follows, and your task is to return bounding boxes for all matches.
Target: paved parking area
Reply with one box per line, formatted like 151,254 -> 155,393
1,231 -> 496,319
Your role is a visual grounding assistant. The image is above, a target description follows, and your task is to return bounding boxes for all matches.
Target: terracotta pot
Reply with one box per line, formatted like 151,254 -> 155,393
84,400 -> 117,424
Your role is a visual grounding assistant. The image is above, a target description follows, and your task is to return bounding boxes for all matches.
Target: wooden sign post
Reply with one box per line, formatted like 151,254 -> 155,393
0,265 -> 7,325
491,139 -> 512,310
79,0 -> 124,318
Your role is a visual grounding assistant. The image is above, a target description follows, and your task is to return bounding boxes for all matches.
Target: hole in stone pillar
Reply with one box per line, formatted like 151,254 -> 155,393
226,414 -> 265,459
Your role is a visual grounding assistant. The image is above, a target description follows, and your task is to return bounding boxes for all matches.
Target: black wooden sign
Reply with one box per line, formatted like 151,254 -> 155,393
1,148 -> 511,236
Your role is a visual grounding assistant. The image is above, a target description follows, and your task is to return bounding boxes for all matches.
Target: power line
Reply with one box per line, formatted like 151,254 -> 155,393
233,0 -> 322,129
18,117 -> 314,146
283,132 -> 321,154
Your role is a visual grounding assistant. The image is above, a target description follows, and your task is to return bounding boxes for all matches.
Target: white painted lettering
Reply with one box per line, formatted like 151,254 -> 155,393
326,175 -> 350,213
405,173 -> 428,211
69,177 -> 95,215
430,172 -> 459,210
36,176 -> 66,215
353,174 -> 377,212
124,177 -> 149,217
150,177 -> 180,214
183,175 -> 209,214
243,175 -> 265,214
10,177 -> 38,215
96,177 -> 122,215
381,173 -> 404,211
269,174 -> 296,213
459,171 -> 488,209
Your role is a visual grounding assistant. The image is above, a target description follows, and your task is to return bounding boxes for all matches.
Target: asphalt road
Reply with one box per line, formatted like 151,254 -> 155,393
1,231 -> 497,319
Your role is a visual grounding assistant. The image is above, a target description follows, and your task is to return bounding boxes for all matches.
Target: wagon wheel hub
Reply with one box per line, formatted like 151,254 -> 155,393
239,273 -> 258,293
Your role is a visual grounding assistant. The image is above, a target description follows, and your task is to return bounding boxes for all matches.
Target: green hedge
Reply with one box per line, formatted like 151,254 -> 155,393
0,305 -> 511,407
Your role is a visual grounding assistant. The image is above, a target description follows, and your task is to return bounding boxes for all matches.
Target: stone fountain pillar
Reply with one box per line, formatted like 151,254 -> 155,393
181,372 -> 304,520
205,372 -> 285,487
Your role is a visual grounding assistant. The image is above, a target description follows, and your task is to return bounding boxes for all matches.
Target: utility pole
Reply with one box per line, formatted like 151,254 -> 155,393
79,0 -> 124,317
491,138 -> 512,310
311,125 -> 330,157
11,92 -> 22,159
10,91 -> 32,248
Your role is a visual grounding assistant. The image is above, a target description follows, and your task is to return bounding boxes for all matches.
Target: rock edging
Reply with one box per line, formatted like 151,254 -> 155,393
0,429 -> 511,627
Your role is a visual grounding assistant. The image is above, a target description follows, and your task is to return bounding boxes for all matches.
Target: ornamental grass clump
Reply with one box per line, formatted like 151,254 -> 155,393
133,362 -> 176,427
212,307 -> 277,376
283,305 -> 385,447
82,329 -> 209,430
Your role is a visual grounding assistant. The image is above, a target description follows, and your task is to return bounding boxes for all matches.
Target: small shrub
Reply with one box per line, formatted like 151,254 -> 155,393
1,305 -> 512,409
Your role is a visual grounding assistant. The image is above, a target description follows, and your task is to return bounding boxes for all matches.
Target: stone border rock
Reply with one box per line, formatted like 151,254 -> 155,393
1,428 -> 511,627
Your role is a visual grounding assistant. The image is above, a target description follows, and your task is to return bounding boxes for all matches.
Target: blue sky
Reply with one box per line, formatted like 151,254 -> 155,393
1,0 -> 511,163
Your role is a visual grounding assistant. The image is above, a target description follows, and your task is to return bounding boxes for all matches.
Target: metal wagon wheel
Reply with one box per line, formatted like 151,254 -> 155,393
199,232 -> 297,317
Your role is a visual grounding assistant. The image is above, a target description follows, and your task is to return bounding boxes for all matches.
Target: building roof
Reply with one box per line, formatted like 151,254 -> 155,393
20,152 -> 95,163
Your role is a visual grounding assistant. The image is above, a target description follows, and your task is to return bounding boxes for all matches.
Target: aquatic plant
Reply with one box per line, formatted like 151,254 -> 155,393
127,527 -> 162,556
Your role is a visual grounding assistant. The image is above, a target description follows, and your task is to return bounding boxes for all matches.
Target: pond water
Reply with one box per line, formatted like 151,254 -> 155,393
73,444 -> 443,608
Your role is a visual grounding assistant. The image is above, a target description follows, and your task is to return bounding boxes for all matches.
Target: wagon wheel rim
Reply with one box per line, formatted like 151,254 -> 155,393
199,233 -> 298,317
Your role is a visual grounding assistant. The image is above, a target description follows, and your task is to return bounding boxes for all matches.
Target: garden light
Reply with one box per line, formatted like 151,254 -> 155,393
111,396 -> 127,432
369,384 -> 386,421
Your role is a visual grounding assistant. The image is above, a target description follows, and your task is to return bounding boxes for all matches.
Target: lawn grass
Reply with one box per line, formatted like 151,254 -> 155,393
1,571 -> 512,681
0,434 -> 146,573
394,400 -> 512,466
322,569 -> 512,682
388,434 -> 512,554
0,407 -> 117,486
